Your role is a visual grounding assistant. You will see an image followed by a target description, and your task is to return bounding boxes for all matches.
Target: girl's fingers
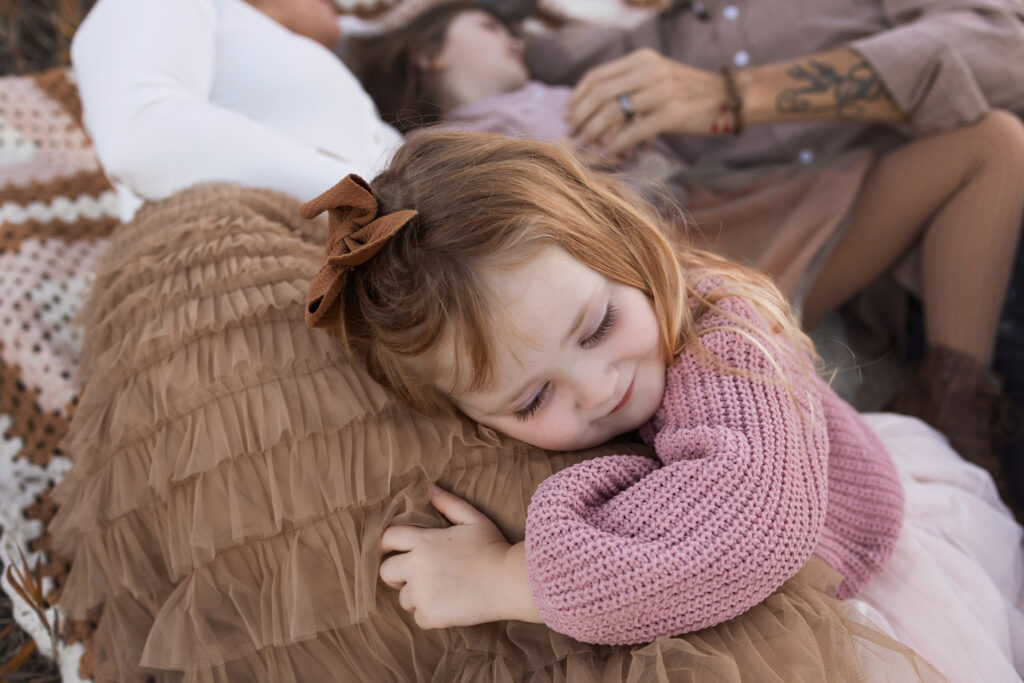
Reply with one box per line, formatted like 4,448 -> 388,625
380,524 -> 424,554
429,486 -> 484,526
397,584 -> 417,613
379,553 -> 408,590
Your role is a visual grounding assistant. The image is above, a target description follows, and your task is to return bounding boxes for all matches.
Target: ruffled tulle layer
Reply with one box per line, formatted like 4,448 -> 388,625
51,185 -> 942,681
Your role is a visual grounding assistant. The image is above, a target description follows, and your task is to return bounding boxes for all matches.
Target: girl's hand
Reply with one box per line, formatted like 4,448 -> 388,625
568,48 -> 729,155
379,487 -> 540,629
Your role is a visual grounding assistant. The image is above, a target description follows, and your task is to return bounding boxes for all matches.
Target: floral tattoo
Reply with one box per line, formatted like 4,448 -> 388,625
776,59 -> 891,119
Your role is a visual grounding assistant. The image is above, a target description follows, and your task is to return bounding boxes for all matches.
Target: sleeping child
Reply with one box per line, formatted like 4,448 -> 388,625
300,131 -> 1024,680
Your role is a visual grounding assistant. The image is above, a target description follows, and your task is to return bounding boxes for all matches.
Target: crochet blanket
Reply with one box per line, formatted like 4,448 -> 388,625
0,67 -> 117,681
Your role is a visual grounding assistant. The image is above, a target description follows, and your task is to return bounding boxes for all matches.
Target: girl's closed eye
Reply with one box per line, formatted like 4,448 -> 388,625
514,383 -> 551,422
581,303 -> 619,348
512,304 -> 619,423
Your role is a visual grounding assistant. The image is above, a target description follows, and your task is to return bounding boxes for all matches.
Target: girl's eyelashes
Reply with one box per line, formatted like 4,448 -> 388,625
514,383 -> 550,422
581,303 -> 619,348
511,302 -> 617,422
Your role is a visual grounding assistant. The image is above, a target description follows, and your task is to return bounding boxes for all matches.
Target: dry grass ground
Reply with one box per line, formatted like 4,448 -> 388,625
0,582 -> 61,682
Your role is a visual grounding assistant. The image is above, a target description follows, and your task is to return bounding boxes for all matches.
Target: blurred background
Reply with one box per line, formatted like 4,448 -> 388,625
0,1 -> 97,76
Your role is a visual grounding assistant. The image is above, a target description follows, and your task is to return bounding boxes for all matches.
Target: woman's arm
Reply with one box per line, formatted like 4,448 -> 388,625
570,48 -> 905,153
570,0 -> 1024,153
73,0 -> 357,204
739,49 -> 905,127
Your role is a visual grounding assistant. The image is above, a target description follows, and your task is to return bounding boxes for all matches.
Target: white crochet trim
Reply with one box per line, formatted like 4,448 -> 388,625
0,191 -> 118,225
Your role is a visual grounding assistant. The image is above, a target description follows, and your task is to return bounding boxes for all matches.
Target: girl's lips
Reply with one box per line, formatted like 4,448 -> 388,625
610,376 -> 635,415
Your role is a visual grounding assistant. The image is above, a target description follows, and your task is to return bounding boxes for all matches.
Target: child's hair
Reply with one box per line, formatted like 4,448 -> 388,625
346,1 -> 512,133
332,131 -> 818,416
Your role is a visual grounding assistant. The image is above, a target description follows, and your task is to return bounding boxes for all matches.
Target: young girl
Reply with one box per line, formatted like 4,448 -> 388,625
302,132 -> 1023,679
346,2 -> 682,182
346,1 -> 1024,495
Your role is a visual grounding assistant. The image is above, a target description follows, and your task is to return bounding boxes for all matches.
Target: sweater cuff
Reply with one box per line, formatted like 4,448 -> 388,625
851,22 -> 990,135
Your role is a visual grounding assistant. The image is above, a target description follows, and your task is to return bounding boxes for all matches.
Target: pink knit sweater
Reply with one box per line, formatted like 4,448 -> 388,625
524,288 -> 904,645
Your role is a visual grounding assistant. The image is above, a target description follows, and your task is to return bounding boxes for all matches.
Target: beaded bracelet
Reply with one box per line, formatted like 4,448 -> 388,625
719,65 -> 745,136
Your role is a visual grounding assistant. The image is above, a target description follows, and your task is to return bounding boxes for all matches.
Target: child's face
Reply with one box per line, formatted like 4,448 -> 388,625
430,11 -> 529,107
443,247 -> 666,451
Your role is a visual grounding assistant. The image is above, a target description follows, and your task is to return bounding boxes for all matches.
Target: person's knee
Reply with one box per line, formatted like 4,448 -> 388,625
969,110 -> 1024,175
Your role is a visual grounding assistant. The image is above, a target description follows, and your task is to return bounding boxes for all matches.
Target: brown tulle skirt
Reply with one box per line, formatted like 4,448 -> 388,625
50,185 -> 944,682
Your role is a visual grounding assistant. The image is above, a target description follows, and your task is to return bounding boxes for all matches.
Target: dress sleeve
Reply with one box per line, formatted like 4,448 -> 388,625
72,0 -> 354,204
850,0 -> 1024,134
524,294 -> 830,645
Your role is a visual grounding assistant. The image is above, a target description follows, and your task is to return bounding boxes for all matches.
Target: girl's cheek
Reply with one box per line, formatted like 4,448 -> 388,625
543,414 -> 587,451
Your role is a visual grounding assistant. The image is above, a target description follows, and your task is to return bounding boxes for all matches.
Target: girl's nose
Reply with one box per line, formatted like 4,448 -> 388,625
573,366 -> 617,412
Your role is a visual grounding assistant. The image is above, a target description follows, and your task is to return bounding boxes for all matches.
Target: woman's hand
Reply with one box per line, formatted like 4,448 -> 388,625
568,48 -> 729,156
379,487 -> 541,629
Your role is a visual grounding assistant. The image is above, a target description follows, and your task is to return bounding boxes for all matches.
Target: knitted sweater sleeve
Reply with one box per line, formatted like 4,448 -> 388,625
524,293 -> 830,645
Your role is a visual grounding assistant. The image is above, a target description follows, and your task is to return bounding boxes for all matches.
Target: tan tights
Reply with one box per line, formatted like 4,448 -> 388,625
802,110 -> 1024,367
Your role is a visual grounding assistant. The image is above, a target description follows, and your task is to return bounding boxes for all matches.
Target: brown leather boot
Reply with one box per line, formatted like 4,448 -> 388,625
888,345 -> 1017,486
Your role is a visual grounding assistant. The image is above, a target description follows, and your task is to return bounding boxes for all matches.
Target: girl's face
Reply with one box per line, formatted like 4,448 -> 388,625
428,10 -> 529,108
443,247 -> 666,451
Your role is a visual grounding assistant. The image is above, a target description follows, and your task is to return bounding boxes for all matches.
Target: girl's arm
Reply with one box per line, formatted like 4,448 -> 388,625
524,293 -> 831,645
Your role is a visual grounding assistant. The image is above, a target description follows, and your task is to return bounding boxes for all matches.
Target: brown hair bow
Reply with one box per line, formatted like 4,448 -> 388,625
300,174 -> 418,328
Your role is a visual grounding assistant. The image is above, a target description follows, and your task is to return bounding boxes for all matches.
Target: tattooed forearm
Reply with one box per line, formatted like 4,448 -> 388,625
775,59 -> 891,119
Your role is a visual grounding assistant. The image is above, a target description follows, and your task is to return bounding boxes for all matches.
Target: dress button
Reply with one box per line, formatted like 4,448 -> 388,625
733,50 -> 750,68
722,5 -> 740,20
798,148 -> 816,164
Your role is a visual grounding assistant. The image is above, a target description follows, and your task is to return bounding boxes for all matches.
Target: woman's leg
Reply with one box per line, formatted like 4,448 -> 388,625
802,111 -> 1024,489
802,110 -> 1024,367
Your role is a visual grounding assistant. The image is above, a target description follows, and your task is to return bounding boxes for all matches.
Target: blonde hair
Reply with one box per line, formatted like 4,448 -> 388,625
337,132 -> 818,414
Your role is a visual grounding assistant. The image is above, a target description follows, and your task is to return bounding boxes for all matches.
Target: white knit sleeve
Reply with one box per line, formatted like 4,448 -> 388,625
72,0 -> 355,205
